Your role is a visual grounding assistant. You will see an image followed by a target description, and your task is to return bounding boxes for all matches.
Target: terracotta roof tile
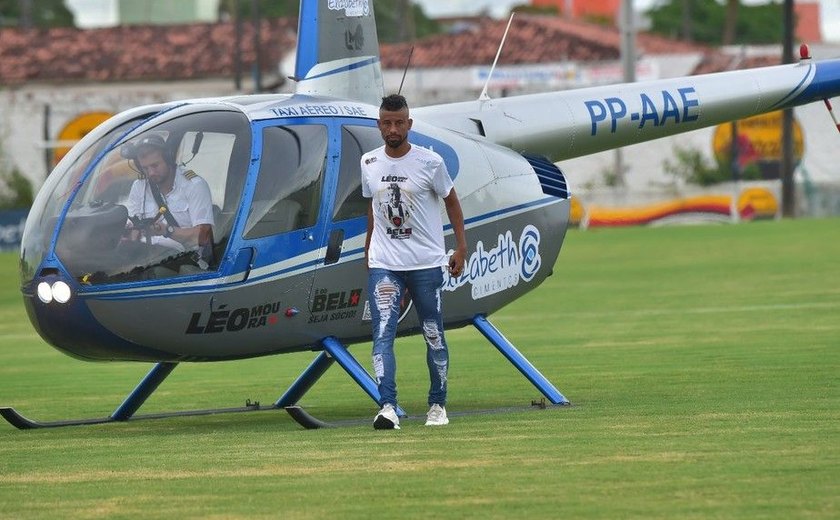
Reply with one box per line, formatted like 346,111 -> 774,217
0,19 -> 297,85
692,53 -> 782,75
380,15 -> 710,69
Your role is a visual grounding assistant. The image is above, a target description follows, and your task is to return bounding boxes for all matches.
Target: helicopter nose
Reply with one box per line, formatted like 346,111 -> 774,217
24,272 -> 174,362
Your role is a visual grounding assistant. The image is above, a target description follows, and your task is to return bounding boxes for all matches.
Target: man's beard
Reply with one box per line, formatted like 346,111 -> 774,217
385,135 -> 405,149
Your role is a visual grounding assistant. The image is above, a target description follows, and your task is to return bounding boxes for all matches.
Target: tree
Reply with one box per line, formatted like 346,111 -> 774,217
374,0 -> 439,43
218,0 -> 440,43
0,168 -> 34,209
218,0 -> 297,19
646,0 -> 783,45
0,0 -> 75,28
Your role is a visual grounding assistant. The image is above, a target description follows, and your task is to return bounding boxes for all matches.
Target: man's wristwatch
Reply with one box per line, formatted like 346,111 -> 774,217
164,225 -> 174,238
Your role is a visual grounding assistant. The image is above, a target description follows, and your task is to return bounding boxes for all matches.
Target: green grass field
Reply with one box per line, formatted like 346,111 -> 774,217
1,219 -> 838,519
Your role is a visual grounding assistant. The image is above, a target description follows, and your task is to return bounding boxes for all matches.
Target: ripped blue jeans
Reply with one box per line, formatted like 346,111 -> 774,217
368,266 -> 448,408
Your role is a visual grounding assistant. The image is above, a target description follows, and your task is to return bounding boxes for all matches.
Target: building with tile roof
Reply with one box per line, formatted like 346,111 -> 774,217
1,12 -> 838,214
0,18 -> 297,85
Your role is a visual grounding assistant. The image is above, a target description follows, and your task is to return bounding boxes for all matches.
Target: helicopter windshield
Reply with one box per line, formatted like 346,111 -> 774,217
19,111 -> 157,283
37,110 -> 251,285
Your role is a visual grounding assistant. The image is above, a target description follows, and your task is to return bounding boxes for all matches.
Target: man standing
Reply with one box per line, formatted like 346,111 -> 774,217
361,94 -> 468,430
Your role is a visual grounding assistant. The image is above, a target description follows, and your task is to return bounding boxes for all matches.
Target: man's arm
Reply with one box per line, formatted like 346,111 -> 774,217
364,200 -> 374,269
443,187 -> 467,277
178,176 -> 215,249
151,222 -> 211,248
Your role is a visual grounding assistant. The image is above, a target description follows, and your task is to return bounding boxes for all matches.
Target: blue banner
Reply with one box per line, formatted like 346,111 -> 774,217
0,210 -> 28,251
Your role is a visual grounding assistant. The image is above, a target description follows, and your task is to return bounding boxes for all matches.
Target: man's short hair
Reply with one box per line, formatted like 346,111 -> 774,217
381,94 -> 408,112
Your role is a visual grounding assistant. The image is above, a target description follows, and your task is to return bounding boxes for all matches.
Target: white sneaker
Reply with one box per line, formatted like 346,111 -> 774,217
425,403 -> 449,426
373,403 -> 400,430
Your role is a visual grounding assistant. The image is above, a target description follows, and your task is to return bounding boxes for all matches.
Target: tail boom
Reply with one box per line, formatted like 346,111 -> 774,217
416,58 -> 840,162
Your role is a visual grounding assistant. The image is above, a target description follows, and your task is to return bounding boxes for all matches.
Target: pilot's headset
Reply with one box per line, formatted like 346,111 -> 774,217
120,134 -> 176,178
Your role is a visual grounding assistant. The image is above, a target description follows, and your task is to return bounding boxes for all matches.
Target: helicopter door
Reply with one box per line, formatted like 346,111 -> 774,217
240,123 -> 329,298
307,123 -> 381,326
317,124 -> 383,264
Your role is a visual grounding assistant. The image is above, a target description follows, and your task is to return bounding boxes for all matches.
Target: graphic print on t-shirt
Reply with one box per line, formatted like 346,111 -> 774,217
379,181 -> 414,240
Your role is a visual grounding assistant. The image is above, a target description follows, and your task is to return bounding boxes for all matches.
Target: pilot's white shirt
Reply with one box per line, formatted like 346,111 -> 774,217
126,167 -> 214,252
361,144 -> 453,271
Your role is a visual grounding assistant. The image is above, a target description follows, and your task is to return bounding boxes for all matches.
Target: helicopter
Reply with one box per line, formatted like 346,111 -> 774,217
3,0 -> 840,429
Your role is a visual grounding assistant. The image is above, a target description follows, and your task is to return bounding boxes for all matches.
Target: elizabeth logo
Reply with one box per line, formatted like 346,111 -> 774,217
443,225 -> 542,300
519,226 -> 541,282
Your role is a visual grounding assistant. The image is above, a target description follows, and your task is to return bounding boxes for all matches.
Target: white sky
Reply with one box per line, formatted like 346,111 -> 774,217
66,0 -> 840,42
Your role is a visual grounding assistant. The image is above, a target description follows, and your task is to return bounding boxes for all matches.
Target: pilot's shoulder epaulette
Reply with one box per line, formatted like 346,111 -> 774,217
182,170 -> 198,180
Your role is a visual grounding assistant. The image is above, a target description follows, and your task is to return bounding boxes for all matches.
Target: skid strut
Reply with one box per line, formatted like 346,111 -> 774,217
472,315 -> 570,405
278,336 -> 407,417
111,362 -> 178,420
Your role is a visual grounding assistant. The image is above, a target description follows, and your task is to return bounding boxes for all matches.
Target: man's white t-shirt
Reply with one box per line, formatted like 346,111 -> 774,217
361,144 -> 454,271
126,168 -> 214,252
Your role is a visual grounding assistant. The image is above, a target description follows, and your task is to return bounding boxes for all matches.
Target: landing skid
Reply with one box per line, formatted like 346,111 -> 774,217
0,356 -> 333,430
2,315 -> 568,430
0,402 -> 329,430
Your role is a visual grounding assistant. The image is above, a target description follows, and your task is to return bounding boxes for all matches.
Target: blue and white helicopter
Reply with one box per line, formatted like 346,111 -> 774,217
4,0 -> 840,428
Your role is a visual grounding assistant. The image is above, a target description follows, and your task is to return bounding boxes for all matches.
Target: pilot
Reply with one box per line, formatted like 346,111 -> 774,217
124,134 -> 214,263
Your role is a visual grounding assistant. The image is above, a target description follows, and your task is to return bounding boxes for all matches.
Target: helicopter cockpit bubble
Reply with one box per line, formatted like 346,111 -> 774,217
21,109 -> 251,286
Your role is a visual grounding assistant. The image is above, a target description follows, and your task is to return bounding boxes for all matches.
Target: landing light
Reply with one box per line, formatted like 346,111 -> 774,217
52,281 -> 72,304
37,282 -> 53,304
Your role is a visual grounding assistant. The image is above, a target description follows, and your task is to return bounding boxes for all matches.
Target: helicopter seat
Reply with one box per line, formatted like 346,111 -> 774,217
208,204 -> 237,267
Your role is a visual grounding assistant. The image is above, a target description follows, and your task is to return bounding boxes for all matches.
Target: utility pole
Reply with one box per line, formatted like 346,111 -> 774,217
620,0 -> 636,84
395,0 -> 415,42
234,0 -> 243,91
19,0 -> 33,29
781,0 -> 795,217
615,0 -> 636,188
723,0 -> 739,46
680,0 -> 692,42
251,0 -> 262,93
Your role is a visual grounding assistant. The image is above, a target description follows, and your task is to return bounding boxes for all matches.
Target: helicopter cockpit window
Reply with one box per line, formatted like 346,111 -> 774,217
334,125 -> 382,221
52,110 -> 251,285
243,125 -> 327,239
